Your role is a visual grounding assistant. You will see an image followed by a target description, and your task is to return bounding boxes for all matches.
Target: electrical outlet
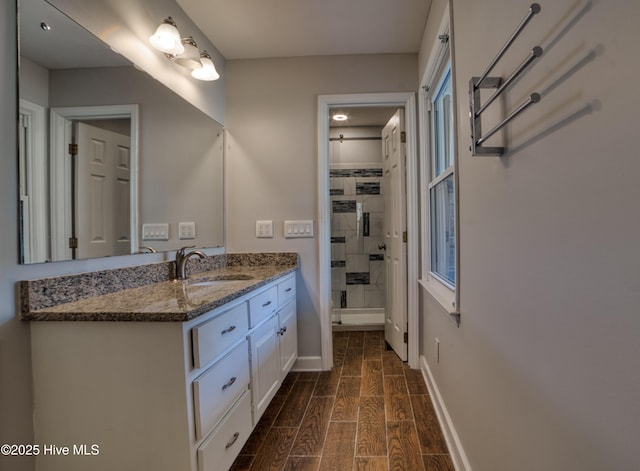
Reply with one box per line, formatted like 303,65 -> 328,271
256,220 -> 273,238
435,338 -> 440,363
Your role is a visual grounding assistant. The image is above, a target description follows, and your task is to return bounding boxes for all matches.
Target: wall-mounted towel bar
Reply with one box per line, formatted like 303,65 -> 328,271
469,3 -> 543,156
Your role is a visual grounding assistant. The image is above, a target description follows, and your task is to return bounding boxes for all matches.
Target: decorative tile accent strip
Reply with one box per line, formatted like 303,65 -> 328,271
369,254 -> 384,261
356,182 -> 381,195
330,189 -> 345,196
363,213 -> 370,237
331,260 -> 346,268
341,290 -> 347,308
330,169 -> 383,178
346,272 -> 371,285
332,200 -> 357,213
331,236 -> 346,243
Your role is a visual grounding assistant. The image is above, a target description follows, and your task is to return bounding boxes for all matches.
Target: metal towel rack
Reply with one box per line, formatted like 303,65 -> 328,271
469,3 -> 543,156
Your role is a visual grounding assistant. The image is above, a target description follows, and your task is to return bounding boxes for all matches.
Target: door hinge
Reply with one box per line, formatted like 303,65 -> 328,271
68,237 -> 78,249
403,231 -> 408,243
400,131 -> 406,143
68,143 -> 78,155
404,332 -> 408,344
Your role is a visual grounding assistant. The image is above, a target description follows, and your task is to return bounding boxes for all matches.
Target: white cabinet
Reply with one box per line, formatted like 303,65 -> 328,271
249,315 -> 281,421
248,274 -> 298,424
29,270 -> 297,471
197,390 -> 253,471
278,299 -> 298,377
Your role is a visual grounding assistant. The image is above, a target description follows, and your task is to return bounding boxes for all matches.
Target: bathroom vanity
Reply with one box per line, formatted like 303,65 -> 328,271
21,254 -> 297,471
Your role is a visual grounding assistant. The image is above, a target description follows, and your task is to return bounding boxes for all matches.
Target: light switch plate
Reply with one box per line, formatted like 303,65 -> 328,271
178,222 -> 196,239
142,223 -> 169,241
284,220 -> 314,238
256,220 -> 273,238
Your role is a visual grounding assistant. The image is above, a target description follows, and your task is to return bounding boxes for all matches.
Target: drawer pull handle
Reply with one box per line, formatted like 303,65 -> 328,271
222,376 -> 237,391
221,325 -> 236,335
285,287 -> 292,292
225,432 -> 240,449
262,300 -> 272,307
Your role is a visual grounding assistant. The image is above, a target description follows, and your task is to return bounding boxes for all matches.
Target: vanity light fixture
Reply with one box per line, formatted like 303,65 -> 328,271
149,17 -> 184,55
174,37 -> 202,70
191,51 -> 220,81
332,114 -> 348,121
149,18 -> 220,81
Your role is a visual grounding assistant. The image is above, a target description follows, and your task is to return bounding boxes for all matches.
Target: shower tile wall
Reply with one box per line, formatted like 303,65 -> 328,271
330,165 -> 385,310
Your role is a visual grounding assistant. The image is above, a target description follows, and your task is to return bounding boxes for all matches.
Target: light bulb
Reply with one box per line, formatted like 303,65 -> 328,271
191,52 -> 220,81
149,17 -> 184,55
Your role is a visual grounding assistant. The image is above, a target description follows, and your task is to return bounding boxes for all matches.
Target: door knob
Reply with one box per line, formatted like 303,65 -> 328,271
378,243 -> 387,250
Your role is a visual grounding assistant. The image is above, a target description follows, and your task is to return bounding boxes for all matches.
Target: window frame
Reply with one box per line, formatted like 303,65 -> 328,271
419,14 -> 460,316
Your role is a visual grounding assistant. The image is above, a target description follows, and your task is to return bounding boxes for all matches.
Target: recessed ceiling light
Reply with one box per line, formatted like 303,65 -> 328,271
332,114 -> 348,121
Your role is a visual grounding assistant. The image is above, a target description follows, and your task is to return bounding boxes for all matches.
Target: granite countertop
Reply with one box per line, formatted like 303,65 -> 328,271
21,263 -> 297,322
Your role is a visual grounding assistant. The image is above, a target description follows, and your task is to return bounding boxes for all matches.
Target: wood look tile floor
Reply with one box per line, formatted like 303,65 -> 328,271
231,330 -> 454,471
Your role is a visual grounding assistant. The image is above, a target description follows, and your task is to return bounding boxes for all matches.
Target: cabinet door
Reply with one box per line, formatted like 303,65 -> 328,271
278,300 -> 297,378
249,315 -> 280,423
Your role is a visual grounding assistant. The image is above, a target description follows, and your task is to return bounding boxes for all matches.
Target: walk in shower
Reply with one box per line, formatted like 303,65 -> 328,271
329,108 -> 396,328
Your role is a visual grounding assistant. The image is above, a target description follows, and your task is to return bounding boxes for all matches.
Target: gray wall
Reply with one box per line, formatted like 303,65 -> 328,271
49,66 -> 225,252
225,54 -> 418,359
419,1 -> 640,470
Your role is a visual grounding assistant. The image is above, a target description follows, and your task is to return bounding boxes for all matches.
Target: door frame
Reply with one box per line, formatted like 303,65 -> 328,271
50,104 -> 139,260
317,92 -> 419,370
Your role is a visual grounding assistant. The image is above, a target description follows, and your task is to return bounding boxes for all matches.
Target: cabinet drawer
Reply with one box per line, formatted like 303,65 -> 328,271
277,275 -> 296,307
193,340 -> 250,440
192,303 -> 248,369
197,390 -> 252,471
248,286 -> 278,327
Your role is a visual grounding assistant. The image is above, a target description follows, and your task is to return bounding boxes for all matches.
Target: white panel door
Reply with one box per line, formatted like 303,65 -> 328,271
75,122 -> 130,259
382,109 -> 408,361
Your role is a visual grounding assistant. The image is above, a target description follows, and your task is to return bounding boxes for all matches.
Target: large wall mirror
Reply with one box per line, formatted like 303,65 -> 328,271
18,0 -> 225,264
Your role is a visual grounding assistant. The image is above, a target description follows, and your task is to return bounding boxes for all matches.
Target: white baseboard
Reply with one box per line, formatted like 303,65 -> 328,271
292,356 -> 322,371
420,355 -> 472,471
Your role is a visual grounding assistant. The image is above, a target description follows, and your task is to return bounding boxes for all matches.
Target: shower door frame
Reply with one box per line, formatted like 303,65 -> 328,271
318,92 -> 419,370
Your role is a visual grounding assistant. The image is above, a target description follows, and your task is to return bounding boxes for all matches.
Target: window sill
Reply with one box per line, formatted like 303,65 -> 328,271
419,274 -> 459,316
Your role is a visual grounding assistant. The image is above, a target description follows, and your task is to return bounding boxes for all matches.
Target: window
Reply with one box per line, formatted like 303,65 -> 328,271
429,66 -> 456,287
419,23 -> 459,314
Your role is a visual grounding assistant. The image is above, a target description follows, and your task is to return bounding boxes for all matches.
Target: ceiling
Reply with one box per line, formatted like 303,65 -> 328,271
176,0 -> 432,60
19,0 -> 130,70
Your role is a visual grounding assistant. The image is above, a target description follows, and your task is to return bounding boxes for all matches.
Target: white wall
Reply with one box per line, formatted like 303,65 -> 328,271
225,54 -> 418,359
419,1 -> 640,470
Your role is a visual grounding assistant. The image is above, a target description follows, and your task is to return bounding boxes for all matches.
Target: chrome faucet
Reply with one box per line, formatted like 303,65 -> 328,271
175,246 -> 206,280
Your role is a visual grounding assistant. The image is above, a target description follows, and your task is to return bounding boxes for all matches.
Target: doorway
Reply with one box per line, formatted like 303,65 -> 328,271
318,93 -> 419,370
49,104 -> 139,261
328,106 -> 397,330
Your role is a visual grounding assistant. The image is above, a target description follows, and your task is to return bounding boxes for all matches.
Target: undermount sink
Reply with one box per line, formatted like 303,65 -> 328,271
186,273 -> 254,287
